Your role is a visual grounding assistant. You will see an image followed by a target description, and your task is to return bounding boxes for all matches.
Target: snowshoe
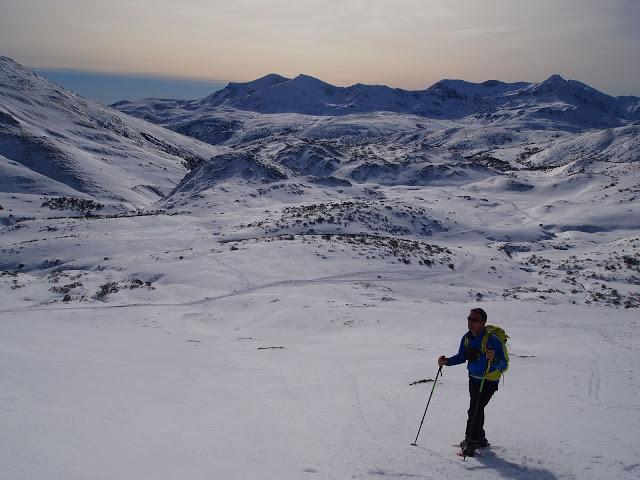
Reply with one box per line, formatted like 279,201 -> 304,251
456,444 -> 476,458
463,445 -> 476,457
459,437 -> 490,450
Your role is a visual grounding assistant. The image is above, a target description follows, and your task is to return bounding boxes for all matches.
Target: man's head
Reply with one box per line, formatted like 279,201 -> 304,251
467,307 -> 487,336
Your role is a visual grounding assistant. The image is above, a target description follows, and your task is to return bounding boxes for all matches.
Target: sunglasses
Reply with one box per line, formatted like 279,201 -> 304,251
467,317 -> 483,323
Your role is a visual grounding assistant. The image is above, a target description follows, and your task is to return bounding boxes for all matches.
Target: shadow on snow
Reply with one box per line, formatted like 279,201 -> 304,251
466,450 -> 559,480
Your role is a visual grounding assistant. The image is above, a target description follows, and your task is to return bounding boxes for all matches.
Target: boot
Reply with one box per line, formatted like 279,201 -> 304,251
476,437 -> 490,448
462,444 -> 476,457
461,437 -> 490,449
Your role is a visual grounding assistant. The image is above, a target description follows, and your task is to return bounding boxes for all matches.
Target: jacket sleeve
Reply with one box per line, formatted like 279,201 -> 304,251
487,334 -> 508,372
446,336 -> 466,366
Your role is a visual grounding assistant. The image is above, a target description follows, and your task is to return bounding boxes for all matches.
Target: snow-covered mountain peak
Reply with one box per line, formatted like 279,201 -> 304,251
427,78 -> 529,99
0,56 -> 18,71
288,73 -> 335,90
481,79 -> 506,87
204,73 -> 290,104
228,73 -> 290,91
0,55 -> 31,73
255,73 -> 290,83
542,73 -> 566,84
530,74 -> 612,103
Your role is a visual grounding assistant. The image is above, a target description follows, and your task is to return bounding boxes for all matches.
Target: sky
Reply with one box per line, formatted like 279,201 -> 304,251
2,0 -> 639,102
33,69 -> 226,104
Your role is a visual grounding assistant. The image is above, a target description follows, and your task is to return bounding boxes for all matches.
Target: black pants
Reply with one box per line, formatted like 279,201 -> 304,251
465,378 -> 498,441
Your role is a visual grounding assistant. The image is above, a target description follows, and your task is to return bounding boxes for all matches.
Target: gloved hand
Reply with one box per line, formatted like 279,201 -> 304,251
486,348 -> 495,362
438,355 -> 447,366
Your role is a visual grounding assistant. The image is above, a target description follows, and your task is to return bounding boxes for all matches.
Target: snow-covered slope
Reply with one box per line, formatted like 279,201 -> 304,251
1,56 -> 639,480
522,124 -> 640,168
1,55 -> 637,303
169,136 -> 499,200
0,56 -> 222,209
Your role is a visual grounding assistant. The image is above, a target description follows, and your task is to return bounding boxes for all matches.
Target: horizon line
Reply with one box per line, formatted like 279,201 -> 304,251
31,65 -> 633,97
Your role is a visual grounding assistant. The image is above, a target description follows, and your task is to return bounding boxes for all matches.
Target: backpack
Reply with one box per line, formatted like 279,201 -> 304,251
465,324 -> 509,381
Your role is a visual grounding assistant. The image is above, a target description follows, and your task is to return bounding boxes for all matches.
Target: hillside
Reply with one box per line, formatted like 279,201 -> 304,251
0,56 -> 222,211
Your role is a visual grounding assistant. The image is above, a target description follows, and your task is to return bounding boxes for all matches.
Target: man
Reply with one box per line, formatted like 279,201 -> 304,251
438,308 -> 507,457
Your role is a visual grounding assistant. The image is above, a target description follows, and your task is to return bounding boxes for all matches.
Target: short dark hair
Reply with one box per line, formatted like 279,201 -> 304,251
470,307 -> 487,323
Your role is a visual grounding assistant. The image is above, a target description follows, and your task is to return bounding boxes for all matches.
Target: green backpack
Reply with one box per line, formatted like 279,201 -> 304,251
465,324 -> 509,381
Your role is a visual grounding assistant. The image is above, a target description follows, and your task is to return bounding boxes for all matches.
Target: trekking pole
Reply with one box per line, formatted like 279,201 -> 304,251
410,365 -> 443,446
463,360 -> 492,460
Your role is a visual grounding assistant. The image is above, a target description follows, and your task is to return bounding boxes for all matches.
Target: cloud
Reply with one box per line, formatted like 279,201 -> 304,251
454,26 -> 520,37
1,0 -> 638,94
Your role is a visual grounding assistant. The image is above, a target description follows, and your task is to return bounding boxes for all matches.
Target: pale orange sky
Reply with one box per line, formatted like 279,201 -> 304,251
1,0 -> 639,94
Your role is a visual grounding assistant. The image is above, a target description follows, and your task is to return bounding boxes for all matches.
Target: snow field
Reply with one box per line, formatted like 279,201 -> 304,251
1,290 -> 639,479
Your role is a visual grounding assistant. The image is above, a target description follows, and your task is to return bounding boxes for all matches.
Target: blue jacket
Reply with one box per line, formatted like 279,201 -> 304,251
447,329 -> 507,382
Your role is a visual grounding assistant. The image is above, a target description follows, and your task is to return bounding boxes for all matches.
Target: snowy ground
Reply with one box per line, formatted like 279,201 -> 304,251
1,223 -> 639,479
1,179 -> 639,479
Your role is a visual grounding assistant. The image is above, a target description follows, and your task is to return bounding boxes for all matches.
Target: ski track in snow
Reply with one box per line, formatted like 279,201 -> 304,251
206,250 -> 254,291
0,268 -> 445,314
587,341 -> 602,405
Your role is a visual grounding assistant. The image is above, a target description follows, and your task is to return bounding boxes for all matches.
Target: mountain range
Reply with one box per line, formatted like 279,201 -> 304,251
1,54 -> 639,480
1,55 -> 638,229
111,69 -> 639,183
115,72 -> 640,126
